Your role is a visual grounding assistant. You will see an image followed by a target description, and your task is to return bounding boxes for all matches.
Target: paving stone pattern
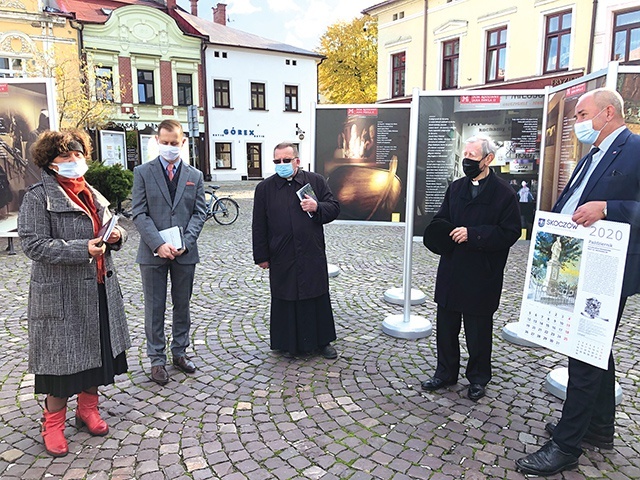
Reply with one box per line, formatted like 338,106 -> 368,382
0,181 -> 639,479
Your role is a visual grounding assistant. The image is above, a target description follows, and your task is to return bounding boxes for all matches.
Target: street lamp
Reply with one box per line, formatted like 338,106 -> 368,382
128,112 -> 140,168
129,112 -> 140,130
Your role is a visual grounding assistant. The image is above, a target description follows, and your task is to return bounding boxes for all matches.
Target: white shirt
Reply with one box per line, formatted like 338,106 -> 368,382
560,126 -> 626,215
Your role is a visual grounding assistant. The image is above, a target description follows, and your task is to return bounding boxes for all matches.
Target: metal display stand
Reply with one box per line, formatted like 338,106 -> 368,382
545,367 -> 623,405
381,89 -> 431,340
501,322 -> 541,348
327,263 -> 340,278
383,287 -> 427,305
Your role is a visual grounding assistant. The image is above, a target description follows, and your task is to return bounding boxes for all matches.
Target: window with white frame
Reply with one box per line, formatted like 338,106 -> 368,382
0,57 -> 25,78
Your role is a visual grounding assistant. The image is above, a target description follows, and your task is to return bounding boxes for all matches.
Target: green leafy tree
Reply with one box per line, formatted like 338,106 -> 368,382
317,16 -> 377,104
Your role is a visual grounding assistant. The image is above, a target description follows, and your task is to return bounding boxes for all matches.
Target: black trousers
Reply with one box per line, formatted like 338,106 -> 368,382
434,306 -> 494,386
553,296 -> 627,457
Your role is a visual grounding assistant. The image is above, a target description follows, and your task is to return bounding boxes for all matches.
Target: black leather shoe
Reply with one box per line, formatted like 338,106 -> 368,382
173,355 -> 197,374
467,383 -> 485,401
421,377 -> 456,391
320,345 -> 338,359
545,422 -> 614,450
516,441 -> 578,476
150,365 -> 169,385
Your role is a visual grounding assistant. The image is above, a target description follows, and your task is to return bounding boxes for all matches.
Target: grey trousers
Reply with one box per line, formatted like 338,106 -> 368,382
140,262 -> 196,366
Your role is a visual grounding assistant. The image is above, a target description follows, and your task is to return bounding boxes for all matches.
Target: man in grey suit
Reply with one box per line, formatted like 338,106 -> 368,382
132,119 -> 207,385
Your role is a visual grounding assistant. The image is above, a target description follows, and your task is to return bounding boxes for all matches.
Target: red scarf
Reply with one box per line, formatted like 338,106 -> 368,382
56,175 -> 107,283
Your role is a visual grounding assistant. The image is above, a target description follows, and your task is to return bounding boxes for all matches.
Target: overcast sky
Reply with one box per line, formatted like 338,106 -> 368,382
177,0 -> 375,52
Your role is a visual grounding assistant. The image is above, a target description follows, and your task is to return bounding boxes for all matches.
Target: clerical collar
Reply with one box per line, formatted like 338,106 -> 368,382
471,170 -> 491,186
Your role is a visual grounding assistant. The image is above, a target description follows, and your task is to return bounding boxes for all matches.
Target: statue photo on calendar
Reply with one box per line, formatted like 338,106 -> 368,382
527,232 -> 583,311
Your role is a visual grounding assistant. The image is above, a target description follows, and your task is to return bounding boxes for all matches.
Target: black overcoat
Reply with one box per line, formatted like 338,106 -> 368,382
433,172 -> 521,315
252,170 -> 340,301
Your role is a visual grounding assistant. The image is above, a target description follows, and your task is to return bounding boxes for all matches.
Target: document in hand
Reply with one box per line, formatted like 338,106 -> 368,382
158,226 -> 185,251
96,215 -> 119,246
296,183 -> 318,217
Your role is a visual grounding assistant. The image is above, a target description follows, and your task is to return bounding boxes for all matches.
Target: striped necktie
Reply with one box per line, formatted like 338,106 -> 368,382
167,163 -> 175,181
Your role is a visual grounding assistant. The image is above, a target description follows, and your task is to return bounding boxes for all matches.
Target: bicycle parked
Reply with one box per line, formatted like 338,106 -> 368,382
204,185 -> 239,225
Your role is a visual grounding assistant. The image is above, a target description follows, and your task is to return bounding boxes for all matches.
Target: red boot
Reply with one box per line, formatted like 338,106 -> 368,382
42,400 -> 68,457
76,391 -> 109,436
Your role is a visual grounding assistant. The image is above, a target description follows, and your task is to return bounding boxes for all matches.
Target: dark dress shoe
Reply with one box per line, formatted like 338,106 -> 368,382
320,345 -> 338,359
421,377 -> 456,391
150,365 -> 169,385
545,422 -> 614,450
516,441 -> 578,476
467,383 -> 485,401
173,355 -> 197,374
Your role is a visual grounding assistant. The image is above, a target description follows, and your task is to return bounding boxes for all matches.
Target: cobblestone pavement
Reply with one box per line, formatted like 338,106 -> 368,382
1,181 -> 639,480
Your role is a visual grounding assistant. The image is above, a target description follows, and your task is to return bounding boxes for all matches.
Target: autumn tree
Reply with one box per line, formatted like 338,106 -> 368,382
317,16 -> 377,104
27,51 -> 116,130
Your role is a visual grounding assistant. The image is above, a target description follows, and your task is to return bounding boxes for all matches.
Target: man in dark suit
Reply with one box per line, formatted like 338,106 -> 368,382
420,134 -> 521,401
517,88 -> 640,475
132,119 -> 206,385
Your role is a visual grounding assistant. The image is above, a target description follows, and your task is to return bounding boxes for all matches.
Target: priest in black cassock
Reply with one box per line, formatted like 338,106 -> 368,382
252,142 -> 340,359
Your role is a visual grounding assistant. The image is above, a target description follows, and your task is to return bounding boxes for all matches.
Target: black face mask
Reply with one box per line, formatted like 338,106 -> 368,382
462,156 -> 486,179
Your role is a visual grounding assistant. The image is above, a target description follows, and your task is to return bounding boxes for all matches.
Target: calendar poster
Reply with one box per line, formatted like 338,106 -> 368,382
518,211 -> 630,368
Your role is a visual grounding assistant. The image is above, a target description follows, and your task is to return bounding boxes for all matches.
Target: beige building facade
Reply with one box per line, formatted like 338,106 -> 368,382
365,0 -> 640,101
0,0 -> 78,78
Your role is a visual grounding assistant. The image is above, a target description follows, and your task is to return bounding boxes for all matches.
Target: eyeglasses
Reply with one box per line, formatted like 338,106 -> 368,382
273,157 -> 297,164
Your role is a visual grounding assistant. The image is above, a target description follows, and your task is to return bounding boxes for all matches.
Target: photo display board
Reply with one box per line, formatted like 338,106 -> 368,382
99,130 -> 127,167
0,78 -> 56,233
540,73 -> 607,211
413,93 -> 544,237
315,105 -> 411,222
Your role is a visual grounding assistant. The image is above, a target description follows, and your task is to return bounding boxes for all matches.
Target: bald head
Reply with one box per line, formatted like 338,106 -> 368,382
575,87 -> 626,145
590,88 -> 625,119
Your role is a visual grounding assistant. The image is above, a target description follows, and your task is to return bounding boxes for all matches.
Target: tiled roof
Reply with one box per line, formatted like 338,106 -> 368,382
56,0 -> 164,24
172,9 -> 323,59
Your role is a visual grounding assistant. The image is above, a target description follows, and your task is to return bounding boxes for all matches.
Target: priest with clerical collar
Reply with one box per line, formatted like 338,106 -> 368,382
420,133 -> 521,402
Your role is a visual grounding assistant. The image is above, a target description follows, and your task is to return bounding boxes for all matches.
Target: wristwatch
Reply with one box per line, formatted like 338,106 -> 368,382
603,203 -> 607,218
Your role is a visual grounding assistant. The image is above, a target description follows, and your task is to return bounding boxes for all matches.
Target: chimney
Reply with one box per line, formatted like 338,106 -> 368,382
166,0 -> 176,9
213,3 -> 227,26
190,0 -> 197,16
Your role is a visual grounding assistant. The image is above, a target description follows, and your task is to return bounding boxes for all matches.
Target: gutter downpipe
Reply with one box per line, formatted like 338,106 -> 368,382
587,0 -> 598,74
69,17 -> 84,60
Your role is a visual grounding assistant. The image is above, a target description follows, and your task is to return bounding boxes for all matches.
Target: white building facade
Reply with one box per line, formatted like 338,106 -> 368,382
175,8 -> 322,181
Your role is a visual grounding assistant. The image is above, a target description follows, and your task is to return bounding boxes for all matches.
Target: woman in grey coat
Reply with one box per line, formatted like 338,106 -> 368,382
18,129 -> 130,457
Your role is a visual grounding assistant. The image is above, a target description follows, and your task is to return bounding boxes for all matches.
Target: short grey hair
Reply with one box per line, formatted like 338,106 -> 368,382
465,133 -> 497,157
273,142 -> 299,157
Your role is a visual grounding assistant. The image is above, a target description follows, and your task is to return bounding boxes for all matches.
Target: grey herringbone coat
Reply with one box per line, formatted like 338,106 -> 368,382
18,171 -> 131,376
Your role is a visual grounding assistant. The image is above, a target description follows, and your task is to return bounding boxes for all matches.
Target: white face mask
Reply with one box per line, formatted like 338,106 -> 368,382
573,109 -> 607,145
54,158 -> 88,179
158,144 -> 182,162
